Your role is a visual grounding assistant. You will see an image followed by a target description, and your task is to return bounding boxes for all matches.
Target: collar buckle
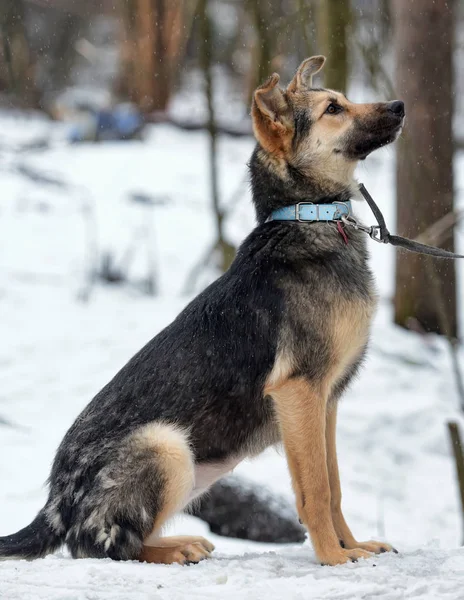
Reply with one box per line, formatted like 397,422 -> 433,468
296,202 -> 316,222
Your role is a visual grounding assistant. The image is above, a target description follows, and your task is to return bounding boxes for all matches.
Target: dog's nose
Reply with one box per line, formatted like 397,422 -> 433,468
387,100 -> 405,117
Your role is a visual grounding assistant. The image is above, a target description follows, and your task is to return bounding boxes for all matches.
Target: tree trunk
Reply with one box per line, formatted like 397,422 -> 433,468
447,422 -> 464,544
41,11 -> 84,97
119,0 -> 187,112
198,0 -> 235,273
317,0 -> 350,92
0,0 -> 38,107
246,0 -> 274,103
393,0 -> 456,337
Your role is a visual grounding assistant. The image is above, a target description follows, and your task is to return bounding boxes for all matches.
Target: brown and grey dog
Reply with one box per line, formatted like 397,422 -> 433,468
0,56 -> 404,566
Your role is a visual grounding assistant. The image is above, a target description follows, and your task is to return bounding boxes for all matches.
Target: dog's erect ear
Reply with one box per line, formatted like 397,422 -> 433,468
253,74 -> 291,126
251,73 -> 293,155
287,56 -> 326,93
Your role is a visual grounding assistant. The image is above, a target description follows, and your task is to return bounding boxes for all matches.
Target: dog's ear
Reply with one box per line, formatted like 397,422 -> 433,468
287,56 -> 326,93
253,74 -> 290,125
251,73 -> 293,155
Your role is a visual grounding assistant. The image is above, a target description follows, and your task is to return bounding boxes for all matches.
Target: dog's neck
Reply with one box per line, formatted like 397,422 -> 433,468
249,145 -> 357,224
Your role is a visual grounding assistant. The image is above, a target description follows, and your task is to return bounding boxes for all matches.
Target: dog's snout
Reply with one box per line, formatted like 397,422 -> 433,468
387,100 -> 405,117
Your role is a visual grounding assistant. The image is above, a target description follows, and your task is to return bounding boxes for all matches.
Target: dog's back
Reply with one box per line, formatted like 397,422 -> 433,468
0,55 -> 402,566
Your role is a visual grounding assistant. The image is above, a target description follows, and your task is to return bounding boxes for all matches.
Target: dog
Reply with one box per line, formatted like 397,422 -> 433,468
0,56 -> 404,566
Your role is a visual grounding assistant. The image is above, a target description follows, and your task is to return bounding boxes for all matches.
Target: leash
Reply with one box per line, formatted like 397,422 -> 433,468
267,184 -> 462,259
342,184 -> 464,259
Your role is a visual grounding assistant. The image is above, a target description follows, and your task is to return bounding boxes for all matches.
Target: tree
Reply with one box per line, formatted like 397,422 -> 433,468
393,0 -> 457,337
0,0 -> 38,107
317,0 -> 350,92
197,0 -> 235,273
119,0 -> 195,113
245,0 -> 275,102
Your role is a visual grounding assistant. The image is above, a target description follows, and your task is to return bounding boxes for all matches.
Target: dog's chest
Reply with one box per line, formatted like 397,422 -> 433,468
328,293 -> 375,382
276,260 -> 377,385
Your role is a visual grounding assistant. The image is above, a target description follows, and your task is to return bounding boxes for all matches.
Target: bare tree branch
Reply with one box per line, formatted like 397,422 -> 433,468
447,422 -> 464,543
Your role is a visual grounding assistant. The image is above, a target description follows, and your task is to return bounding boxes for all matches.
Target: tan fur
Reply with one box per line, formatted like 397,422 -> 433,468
136,426 -> 216,562
143,56 -> 393,568
253,57 -> 398,564
138,417 -> 277,561
326,405 -> 395,554
264,293 -> 386,564
289,90 -> 360,192
269,378 -> 371,565
252,58 -> 389,198
136,423 -> 195,541
264,287 -> 383,563
287,56 -> 325,94
266,348 -> 295,390
325,403 -> 357,547
251,74 -> 294,158
256,147 -> 289,182
327,296 -> 376,395
140,536 -> 214,565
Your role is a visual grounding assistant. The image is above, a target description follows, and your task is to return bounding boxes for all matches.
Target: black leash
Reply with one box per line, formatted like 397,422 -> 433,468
342,183 -> 464,259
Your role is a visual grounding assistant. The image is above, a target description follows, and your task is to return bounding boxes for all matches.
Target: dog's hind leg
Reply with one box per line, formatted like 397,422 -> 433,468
66,422 -> 214,563
138,426 -> 216,565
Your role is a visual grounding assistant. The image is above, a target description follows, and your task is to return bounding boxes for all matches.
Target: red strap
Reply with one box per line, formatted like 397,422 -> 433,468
337,221 -> 349,245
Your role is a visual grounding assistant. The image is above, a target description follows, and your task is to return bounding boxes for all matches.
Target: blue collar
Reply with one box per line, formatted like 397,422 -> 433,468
268,201 -> 352,222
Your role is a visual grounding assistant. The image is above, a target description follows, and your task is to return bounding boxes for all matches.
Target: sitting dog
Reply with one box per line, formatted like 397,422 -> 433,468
0,56 -> 404,566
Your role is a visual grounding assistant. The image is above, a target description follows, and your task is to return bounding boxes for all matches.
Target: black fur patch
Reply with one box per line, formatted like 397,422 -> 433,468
1,135 -> 376,562
292,110 -> 312,149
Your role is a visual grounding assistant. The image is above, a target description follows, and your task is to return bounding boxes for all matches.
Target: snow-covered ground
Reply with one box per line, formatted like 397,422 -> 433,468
1,111 -> 464,599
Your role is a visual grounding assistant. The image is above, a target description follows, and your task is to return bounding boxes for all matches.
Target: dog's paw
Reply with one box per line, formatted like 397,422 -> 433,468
319,547 -> 373,566
140,536 -> 215,565
175,541 -> 213,565
351,540 -> 398,555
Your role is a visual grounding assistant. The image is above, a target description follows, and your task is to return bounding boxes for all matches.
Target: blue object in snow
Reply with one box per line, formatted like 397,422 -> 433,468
69,105 -> 144,143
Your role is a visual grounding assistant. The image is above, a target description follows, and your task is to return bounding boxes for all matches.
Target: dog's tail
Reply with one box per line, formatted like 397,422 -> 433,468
0,508 -> 64,560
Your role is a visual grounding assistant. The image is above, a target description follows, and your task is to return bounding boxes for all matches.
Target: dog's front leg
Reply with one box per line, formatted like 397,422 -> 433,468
270,378 -> 372,566
326,403 -> 398,555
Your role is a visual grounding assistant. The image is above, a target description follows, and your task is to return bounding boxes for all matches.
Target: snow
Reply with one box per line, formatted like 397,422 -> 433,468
2,546 -> 464,600
1,112 -> 464,598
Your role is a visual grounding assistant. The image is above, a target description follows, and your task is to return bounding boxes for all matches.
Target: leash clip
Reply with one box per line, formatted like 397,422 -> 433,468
341,214 -> 369,233
341,215 -> 385,243
368,225 -> 385,243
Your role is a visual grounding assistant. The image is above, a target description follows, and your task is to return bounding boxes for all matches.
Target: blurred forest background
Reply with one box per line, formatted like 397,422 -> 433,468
2,0 -> 464,547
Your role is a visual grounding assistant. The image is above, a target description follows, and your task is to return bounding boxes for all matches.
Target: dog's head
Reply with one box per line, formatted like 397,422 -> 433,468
251,56 -> 404,196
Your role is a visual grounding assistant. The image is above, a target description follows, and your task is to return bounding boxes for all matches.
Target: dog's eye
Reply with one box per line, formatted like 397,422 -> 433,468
325,103 -> 342,115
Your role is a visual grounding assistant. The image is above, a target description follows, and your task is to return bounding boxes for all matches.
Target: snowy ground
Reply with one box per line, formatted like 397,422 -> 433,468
1,111 -> 464,598
3,545 -> 464,600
